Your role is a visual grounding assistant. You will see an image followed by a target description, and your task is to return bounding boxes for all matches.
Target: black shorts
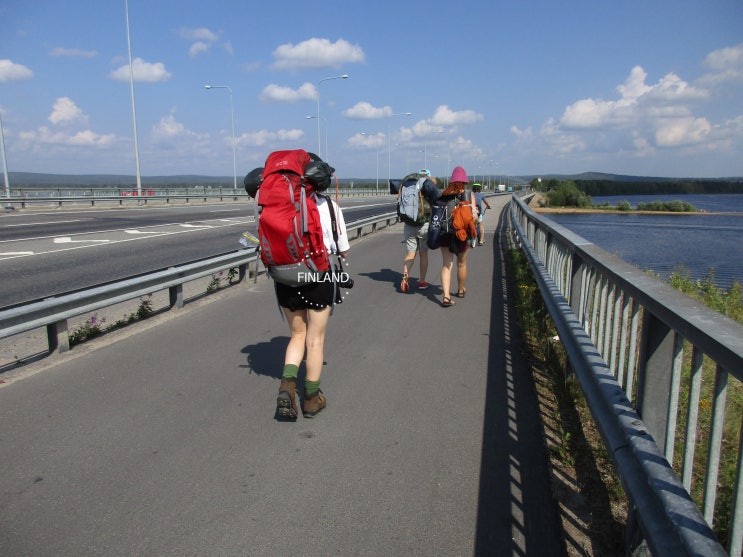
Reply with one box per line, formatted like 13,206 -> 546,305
275,279 -> 335,311
438,234 -> 470,255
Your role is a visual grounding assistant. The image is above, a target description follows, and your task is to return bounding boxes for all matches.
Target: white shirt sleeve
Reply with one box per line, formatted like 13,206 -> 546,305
316,196 -> 350,254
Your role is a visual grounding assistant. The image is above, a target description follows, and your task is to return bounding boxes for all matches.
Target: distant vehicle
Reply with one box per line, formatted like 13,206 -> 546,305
498,184 -> 506,193
507,186 -> 514,192
121,189 -> 155,196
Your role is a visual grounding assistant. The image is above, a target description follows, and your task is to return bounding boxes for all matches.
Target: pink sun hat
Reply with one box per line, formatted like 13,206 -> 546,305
450,166 -> 469,184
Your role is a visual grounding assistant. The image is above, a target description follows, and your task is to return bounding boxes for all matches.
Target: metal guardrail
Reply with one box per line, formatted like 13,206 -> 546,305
3,188 -> 390,209
510,194 -> 741,556
0,212 -> 399,356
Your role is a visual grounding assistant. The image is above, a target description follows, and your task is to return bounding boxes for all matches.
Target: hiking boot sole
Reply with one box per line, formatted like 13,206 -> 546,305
277,391 -> 298,420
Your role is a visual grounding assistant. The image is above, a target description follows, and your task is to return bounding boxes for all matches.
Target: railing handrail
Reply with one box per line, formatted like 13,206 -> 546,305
510,194 -> 738,555
0,212 -> 399,349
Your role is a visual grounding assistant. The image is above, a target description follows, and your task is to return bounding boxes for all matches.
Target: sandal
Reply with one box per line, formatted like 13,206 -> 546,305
442,297 -> 456,307
456,288 -> 467,298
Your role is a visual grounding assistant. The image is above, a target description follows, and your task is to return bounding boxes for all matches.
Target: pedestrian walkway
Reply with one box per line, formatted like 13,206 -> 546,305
0,198 -> 565,556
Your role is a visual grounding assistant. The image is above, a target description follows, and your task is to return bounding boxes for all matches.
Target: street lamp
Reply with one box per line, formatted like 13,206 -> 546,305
387,112 -> 412,183
361,132 -> 380,194
204,84 -> 237,190
0,111 -> 11,208
316,74 -> 348,159
306,116 -> 328,159
125,0 -> 142,197
424,130 -> 444,169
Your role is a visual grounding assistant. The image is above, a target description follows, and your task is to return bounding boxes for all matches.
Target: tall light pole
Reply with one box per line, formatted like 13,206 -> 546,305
361,132 -> 380,193
0,111 -> 11,207
204,85 -> 237,190
316,74 -> 348,159
387,112 -> 412,183
125,0 -> 142,196
424,129 -> 444,169
306,116 -> 328,159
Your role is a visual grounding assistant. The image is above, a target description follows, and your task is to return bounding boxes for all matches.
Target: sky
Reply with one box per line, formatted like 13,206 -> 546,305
1,0 -> 743,183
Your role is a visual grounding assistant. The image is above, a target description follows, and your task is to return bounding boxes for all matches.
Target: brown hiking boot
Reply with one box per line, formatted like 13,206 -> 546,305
302,390 -> 326,418
276,378 -> 299,420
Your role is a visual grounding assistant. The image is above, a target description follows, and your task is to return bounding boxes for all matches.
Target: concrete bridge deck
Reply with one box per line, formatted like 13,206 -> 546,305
0,198 -> 566,556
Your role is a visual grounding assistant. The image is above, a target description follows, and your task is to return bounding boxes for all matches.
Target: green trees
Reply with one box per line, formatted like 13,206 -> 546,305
545,180 -> 592,207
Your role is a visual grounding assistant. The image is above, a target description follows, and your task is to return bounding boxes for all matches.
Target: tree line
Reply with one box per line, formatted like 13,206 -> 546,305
531,178 -> 743,196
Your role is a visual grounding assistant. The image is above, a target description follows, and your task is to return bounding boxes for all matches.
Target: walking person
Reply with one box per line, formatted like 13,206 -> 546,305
399,169 -> 440,292
472,183 -> 491,245
437,166 -> 476,307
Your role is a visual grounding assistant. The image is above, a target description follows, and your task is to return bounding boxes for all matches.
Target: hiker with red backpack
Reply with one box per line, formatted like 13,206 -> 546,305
244,150 -> 350,420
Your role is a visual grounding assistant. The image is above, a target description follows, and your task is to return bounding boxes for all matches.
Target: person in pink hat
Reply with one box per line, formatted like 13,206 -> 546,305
436,166 -> 477,307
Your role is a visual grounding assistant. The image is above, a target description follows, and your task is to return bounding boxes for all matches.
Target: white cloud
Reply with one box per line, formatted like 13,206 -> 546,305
655,117 -> 712,147
430,105 -> 484,127
20,126 -> 116,147
271,38 -> 365,70
698,42 -> 743,86
343,102 -> 391,119
259,82 -> 317,103
0,59 -> 33,82
109,58 -> 172,82
237,128 -> 305,147
49,97 -> 88,126
180,27 -> 220,42
189,42 -> 211,59
49,47 -> 97,59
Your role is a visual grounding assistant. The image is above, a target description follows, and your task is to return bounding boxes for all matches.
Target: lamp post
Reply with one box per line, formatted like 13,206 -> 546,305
306,116 -> 328,159
125,0 -> 142,197
316,74 -> 348,159
361,132 -> 380,194
424,129 -> 444,169
387,112 -> 412,183
0,111 -> 11,207
204,84 -> 237,190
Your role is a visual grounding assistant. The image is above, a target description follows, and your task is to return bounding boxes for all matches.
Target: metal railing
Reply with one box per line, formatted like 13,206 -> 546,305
0,212 -> 399,356
510,194 -> 742,556
3,187 -> 390,209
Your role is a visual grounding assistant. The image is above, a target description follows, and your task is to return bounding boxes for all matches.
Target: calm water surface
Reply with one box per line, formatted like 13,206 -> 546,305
543,194 -> 743,287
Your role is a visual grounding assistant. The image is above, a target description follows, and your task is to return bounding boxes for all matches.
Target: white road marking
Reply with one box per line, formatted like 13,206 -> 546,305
54,237 -> 111,244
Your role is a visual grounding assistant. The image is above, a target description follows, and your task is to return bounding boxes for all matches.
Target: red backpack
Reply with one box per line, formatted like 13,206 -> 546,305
256,149 -> 330,286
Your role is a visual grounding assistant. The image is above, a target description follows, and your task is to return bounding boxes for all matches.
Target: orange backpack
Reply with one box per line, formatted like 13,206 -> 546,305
451,201 -> 477,241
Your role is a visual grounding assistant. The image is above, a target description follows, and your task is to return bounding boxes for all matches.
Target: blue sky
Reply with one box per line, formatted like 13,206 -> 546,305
1,0 -> 742,182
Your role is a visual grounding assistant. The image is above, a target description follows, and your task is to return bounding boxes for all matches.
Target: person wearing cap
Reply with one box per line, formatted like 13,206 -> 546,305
399,168 -> 439,292
436,165 -> 477,307
471,183 -> 491,245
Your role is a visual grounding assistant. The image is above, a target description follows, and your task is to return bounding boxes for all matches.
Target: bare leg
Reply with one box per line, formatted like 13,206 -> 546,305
440,247 -> 454,301
457,250 -> 469,295
419,249 -> 429,282
283,306 -> 331,382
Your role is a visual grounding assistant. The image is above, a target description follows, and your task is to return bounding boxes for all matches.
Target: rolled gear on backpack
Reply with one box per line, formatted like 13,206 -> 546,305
243,167 -> 263,198
304,160 -> 335,192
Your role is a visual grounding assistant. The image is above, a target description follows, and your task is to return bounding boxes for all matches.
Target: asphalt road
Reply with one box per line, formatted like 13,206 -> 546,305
0,196 -> 565,556
0,198 -> 395,307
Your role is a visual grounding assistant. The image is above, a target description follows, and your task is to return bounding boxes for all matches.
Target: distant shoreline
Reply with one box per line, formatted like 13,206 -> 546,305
531,207 -> 742,216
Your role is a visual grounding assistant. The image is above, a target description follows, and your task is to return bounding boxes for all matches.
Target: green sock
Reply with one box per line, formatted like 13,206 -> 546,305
282,364 -> 299,380
305,379 -> 320,397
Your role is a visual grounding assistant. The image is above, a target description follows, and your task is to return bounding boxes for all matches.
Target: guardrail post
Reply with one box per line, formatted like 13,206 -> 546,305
636,312 -> 674,453
169,272 -> 185,309
46,319 -> 70,354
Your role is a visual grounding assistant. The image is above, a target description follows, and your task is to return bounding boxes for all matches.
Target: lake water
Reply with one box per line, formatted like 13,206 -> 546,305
542,194 -> 743,288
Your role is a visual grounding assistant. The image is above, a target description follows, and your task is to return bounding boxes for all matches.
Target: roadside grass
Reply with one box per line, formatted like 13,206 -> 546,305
666,267 -> 742,547
509,244 -> 742,552
508,247 -> 626,555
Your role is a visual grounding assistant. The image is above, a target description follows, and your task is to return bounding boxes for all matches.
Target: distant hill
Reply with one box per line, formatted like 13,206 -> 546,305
7,172 -> 235,187
6,171 -> 743,188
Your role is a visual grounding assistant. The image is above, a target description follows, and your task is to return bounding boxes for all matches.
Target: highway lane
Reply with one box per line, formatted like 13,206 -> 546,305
0,198 -> 396,307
